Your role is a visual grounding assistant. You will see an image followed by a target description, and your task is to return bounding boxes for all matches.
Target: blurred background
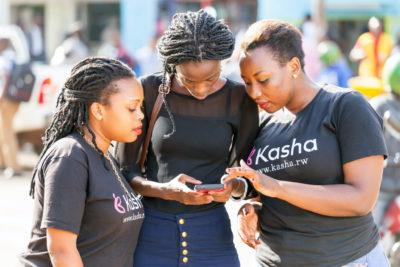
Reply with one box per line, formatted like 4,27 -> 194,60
0,0 -> 400,266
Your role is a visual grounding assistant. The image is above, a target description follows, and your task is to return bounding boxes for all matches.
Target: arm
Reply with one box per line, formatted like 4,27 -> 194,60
226,92 -> 387,217
130,175 -> 214,205
47,228 -> 83,267
226,156 -> 383,217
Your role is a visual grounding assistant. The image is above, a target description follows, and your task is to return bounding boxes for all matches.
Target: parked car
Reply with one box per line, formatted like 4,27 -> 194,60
0,25 -> 71,154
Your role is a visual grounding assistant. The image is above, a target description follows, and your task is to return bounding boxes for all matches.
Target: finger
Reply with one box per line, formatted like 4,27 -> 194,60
225,167 -> 242,174
180,175 -> 202,185
240,159 -> 253,170
221,173 -> 239,183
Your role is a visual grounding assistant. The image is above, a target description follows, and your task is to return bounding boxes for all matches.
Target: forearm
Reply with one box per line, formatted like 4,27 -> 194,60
130,176 -> 177,201
48,247 -> 83,267
275,181 -> 375,217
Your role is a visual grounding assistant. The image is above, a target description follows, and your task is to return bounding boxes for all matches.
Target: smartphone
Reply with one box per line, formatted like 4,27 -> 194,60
194,184 -> 225,193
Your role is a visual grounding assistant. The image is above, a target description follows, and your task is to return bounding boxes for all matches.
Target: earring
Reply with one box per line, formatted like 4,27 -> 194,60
292,74 -> 298,79
98,115 -> 103,120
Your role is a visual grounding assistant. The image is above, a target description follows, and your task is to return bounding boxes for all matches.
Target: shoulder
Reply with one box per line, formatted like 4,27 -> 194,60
226,78 -> 250,102
226,79 -> 246,95
369,94 -> 392,112
322,84 -> 367,107
140,72 -> 163,87
41,134 -> 89,170
139,73 -> 162,103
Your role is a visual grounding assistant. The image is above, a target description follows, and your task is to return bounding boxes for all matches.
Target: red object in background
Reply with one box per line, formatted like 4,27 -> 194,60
385,197 -> 400,234
37,78 -> 51,104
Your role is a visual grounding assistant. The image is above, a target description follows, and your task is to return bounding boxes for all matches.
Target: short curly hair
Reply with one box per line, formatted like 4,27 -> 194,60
241,19 -> 305,69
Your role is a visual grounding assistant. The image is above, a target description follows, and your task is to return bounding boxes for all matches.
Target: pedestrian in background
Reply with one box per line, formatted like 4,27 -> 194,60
0,37 -> 22,178
350,17 -> 393,78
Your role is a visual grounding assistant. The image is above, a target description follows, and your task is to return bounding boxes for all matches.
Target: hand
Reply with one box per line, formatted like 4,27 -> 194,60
225,160 -> 280,198
206,181 -> 233,203
165,174 -> 214,205
237,203 -> 261,249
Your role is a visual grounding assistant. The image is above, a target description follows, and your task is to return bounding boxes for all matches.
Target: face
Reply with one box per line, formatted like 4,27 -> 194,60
175,59 -> 222,100
239,47 -> 297,113
96,77 -> 144,143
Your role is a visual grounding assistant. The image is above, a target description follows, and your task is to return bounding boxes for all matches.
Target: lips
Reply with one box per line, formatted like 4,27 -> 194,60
257,101 -> 270,110
133,125 -> 142,135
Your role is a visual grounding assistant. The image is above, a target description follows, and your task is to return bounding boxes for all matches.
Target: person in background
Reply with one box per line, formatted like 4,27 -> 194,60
350,17 -> 393,78
18,8 -> 46,62
370,53 -> 400,226
224,19 -> 389,267
134,34 -> 162,76
98,25 -> 141,75
300,13 -> 323,80
317,40 -> 352,88
0,37 -> 22,178
20,57 -> 145,267
50,22 -> 89,66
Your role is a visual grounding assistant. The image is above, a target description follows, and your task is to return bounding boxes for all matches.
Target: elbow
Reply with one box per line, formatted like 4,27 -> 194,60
47,239 -> 75,262
350,196 -> 375,217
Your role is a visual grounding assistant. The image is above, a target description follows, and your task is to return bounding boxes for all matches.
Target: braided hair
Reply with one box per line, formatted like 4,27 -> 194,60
156,9 -> 235,136
29,57 -> 135,197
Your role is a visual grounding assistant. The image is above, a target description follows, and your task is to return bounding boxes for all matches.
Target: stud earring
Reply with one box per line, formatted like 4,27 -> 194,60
293,74 -> 298,79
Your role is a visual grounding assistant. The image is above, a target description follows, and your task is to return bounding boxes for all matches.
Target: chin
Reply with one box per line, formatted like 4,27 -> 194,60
126,135 -> 138,143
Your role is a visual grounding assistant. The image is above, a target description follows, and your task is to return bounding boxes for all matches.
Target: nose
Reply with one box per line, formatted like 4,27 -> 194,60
246,84 -> 262,100
137,108 -> 144,121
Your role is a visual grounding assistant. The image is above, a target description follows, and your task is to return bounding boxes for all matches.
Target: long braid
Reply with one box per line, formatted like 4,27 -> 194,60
29,57 -> 134,197
156,9 -> 235,137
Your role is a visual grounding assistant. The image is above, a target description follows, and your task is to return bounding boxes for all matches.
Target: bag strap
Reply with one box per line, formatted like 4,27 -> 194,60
139,93 -> 163,171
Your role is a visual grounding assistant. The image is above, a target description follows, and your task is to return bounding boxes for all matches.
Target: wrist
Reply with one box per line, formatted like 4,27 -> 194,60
272,179 -> 284,199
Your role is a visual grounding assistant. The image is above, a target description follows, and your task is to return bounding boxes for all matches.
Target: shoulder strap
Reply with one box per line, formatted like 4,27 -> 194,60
139,93 -> 163,171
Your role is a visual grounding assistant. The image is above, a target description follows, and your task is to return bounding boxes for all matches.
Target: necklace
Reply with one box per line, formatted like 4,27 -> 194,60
83,135 -> 133,198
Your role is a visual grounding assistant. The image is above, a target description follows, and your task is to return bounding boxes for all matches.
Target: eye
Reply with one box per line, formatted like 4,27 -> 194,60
259,78 -> 269,84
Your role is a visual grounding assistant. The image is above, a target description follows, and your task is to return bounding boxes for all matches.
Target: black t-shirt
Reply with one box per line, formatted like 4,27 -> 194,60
247,86 -> 387,267
20,133 -> 144,267
116,73 -> 259,214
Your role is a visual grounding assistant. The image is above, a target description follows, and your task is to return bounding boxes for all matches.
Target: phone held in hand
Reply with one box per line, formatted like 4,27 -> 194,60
194,184 -> 225,193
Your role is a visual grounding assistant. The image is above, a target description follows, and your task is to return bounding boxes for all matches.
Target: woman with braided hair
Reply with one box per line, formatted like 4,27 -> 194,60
20,57 -> 145,267
115,9 -> 259,267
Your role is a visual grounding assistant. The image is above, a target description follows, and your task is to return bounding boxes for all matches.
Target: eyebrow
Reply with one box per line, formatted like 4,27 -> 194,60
254,70 -> 271,76
180,70 -> 220,82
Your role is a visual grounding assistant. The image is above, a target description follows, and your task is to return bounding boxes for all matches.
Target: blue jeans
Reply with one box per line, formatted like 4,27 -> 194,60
342,243 -> 390,267
134,206 -> 240,267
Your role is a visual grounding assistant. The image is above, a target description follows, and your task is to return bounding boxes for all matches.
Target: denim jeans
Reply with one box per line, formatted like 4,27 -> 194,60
342,242 -> 390,267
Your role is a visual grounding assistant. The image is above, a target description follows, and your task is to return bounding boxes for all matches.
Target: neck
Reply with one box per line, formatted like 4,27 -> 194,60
286,74 -> 320,114
82,126 -> 110,155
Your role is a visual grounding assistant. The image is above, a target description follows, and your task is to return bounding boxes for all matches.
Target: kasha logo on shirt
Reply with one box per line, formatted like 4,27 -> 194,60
247,138 -> 318,166
113,193 -> 143,214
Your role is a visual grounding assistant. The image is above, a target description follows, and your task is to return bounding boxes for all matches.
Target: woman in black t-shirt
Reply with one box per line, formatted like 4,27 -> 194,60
116,10 -> 258,267
20,58 -> 145,267
224,20 -> 389,267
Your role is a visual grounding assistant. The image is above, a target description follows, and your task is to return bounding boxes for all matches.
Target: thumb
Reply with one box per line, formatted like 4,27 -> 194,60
240,159 -> 251,169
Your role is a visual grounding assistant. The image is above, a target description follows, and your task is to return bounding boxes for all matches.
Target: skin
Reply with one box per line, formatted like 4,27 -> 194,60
130,59 -> 244,205
47,77 -> 144,266
224,46 -> 384,248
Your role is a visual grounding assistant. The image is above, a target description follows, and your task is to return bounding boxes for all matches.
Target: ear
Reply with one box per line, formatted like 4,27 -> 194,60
288,57 -> 301,78
89,102 -> 104,121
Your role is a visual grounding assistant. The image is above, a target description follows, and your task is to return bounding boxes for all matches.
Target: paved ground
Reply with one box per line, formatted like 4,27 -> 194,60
0,151 -> 259,267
